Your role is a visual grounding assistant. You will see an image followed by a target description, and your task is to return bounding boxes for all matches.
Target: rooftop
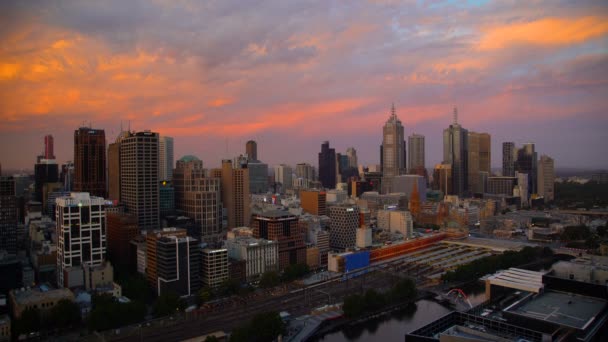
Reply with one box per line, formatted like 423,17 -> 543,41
10,286 -> 74,305
505,290 -> 607,330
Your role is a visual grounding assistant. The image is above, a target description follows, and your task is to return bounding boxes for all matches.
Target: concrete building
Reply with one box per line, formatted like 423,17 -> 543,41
219,160 -> 250,229
486,177 -> 517,196
156,235 -> 200,296
225,236 -> 278,280
34,159 -> 59,202
300,190 -> 327,216
0,177 -> 18,256
443,108 -> 468,196
145,228 -> 187,287
182,178 -> 223,243
390,175 -> 426,203
201,248 -> 229,289
515,143 -> 537,196
247,161 -> 269,194
326,189 -> 347,203
246,140 -> 257,161
106,212 -> 139,272
537,155 -> 555,202
107,133 -> 125,202
432,163 -> 452,198
159,180 -> 175,217
83,261 -> 114,291
44,134 -> 55,160
173,155 -> 205,212
120,131 -> 160,231
74,127 -> 106,198
251,211 -> 306,269
377,210 -> 413,238
55,192 -> 106,288
328,205 -> 360,250
158,136 -> 174,181
318,141 -> 336,189
274,164 -> 293,192
346,147 -> 358,169
407,134 -> 425,175
468,131 -> 491,194
295,163 -> 315,182
356,227 -> 372,248
382,104 -> 406,178
9,286 -> 74,319
502,142 -> 516,177
516,172 -> 529,205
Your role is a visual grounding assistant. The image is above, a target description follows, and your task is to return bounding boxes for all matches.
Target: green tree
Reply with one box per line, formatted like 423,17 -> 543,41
282,263 -> 310,282
88,294 -> 146,331
561,225 -> 591,241
342,294 -> 365,318
14,307 -> 41,335
197,287 -> 212,305
229,311 -> 285,342
120,273 -> 151,303
217,278 -> 241,297
47,299 -> 81,331
259,271 -> 280,288
153,291 -> 185,317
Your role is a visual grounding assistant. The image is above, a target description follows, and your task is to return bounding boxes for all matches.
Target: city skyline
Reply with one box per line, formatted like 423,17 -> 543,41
1,1 -> 607,170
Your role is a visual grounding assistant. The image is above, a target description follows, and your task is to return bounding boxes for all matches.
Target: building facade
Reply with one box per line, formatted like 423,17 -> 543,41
318,141 -> 336,189
251,211 -> 306,270
538,155 -> 555,202
225,237 -> 278,280
246,140 -> 257,161
182,177 -> 223,243
382,104 -> 406,178
159,136 -> 174,182
220,160 -> 250,229
73,128 -> 106,198
300,190 -> 327,216
328,205 -> 360,250
106,212 -> 139,272
443,108 -> 468,196
156,235 -> 200,296
201,248 -> 229,289
502,142 -> 516,177
407,134 -> 425,175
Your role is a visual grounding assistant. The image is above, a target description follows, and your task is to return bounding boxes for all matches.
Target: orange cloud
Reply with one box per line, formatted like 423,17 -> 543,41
0,64 -> 20,80
208,98 -> 234,107
478,16 -> 608,50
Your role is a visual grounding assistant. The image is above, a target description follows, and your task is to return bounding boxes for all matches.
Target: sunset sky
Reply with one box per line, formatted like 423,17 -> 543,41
1,0 -> 607,171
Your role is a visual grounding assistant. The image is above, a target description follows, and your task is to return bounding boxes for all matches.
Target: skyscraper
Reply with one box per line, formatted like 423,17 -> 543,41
246,140 -> 257,161
44,134 -> 55,160
346,147 -> 358,168
538,155 -> 555,202
173,155 -> 204,212
502,142 -> 515,177
382,104 -> 406,178
251,211 -> 306,270
328,205 -> 360,250
183,177 -> 223,243
467,132 -> 491,194
407,134 -> 425,175
56,192 -> 106,287
0,176 -> 18,256
159,136 -> 174,182
120,131 -> 160,231
74,128 -> 106,198
274,164 -> 293,192
443,108 -> 468,196
34,159 -> 59,202
220,160 -> 250,229
318,141 -> 336,189
515,143 -> 537,195
107,131 -> 128,202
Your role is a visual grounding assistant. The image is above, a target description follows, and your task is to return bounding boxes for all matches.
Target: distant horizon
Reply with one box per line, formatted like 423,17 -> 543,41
1,1 -> 607,171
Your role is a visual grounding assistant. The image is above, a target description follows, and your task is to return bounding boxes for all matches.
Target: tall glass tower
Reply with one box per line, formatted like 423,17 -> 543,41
443,108 -> 468,196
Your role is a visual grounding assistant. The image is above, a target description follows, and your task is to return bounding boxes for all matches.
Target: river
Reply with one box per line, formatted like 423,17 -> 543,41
312,285 -> 486,342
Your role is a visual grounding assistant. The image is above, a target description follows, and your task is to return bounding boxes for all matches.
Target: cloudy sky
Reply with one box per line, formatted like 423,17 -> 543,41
1,0 -> 607,171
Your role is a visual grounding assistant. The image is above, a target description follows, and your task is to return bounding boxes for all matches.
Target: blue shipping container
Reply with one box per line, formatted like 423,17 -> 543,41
344,251 -> 370,273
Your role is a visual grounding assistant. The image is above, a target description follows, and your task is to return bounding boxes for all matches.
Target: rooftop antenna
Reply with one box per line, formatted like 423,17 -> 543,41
128,120 -> 131,133
453,106 -> 458,125
391,103 -> 396,119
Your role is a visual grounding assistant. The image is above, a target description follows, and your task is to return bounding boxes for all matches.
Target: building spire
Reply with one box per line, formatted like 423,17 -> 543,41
391,103 -> 397,119
453,106 -> 458,125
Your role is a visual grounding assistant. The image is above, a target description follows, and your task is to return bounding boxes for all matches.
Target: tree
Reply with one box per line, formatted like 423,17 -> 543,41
342,294 -> 365,318
282,263 -> 310,282
14,307 -> 41,335
561,225 -> 591,241
88,294 -> 146,331
229,311 -> 285,342
153,291 -> 185,317
47,299 -> 81,331
259,271 -> 280,288
217,278 -> 240,297
120,273 -> 151,303
197,287 -> 212,305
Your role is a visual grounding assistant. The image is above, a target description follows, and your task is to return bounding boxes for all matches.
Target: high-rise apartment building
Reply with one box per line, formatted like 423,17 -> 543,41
173,155 -> 204,212
274,164 -> 293,192
300,189 -> 327,216
328,205 -> 360,250
502,142 -> 516,177
538,155 -> 555,202
515,143 -> 537,195
156,235 -> 200,296
55,192 -> 106,288
296,163 -> 315,181
407,134 -> 425,175
183,178 -> 223,243
246,140 -> 257,161
44,134 -> 55,160
443,108 -> 468,196
74,128 -> 106,198
159,136 -> 174,182
120,131 -> 160,231
251,211 -> 306,270
468,132 -> 491,194
318,141 -> 336,189
220,160 -> 250,229
382,104 -> 406,178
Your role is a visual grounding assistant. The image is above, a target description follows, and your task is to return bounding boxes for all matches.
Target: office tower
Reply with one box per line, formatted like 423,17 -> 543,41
516,172 -> 529,205
106,212 -> 139,272
120,131 -> 160,231
538,155 -> 555,202
44,135 -> 55,159
467,132 -> 491,194
391,175 -> 426,203
201,248 -> 229,289
251,211 -> 306,270
377,210 -> 413,238
55,192 -> 106,288
183,178 -> 223,243
159,136 -> 174,182
486,177 -> 517,196
443,108 -> 468,196
221,160 -> 250,229
328,205 -> 360,250
382,104 -> 406,178
515,143 -> 538,195
159,180 -> 175,217
156,235 -> 200,296
300,189 -> 327,216
246,140 -> 257,161
173,155 -> 204,212
502,142 -> 516,177
34,159 -> 59,202
0,177 -> 18,255
74,127 -> 106,198
274,164 -> 293,192
433,163 -> 452,195
225,236 -> 278,281
318,141 -> 336,189
248,161 -> 269,194
145,228 -> 187,287
407,134 -> 425,175
60,161 -> 74,192
346,147 -> 358,168
296,163 -> 315,181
